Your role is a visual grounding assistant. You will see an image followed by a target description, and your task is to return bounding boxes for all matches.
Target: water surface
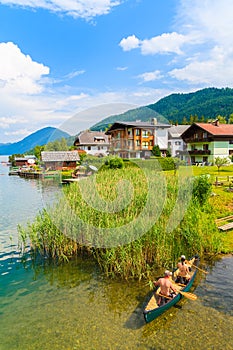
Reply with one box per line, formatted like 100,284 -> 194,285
0,157 -> 233,349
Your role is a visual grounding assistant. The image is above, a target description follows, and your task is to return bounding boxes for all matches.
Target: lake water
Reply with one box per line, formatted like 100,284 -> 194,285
0,156 -> 233,350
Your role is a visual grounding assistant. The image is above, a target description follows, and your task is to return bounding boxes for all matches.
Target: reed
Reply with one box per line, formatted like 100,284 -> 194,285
19,164 -> 224,280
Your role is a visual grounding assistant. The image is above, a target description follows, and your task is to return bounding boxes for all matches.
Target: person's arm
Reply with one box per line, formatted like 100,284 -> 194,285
169,281 -> 177,293
153,278 -> 160,287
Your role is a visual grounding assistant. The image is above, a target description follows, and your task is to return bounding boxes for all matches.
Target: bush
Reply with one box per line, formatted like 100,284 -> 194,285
192,175 -> 212,205
105,156 -> 124,169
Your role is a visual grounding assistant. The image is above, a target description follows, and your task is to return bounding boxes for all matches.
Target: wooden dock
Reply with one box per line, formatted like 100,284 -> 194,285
216,215 -> 233,231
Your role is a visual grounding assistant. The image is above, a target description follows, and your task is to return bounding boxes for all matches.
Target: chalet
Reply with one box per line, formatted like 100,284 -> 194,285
41,151 -> 80,170
15,155 -> 36,167
181,121 -> 233,165
74,130 -> 109,157
105,119 -> 171,158
168,125 -> 190,158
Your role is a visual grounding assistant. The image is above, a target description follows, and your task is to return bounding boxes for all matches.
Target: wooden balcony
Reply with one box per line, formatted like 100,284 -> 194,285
188,149 -> 211,155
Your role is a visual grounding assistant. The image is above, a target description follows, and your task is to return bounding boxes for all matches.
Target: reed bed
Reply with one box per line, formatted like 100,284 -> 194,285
19,165 -> 224,280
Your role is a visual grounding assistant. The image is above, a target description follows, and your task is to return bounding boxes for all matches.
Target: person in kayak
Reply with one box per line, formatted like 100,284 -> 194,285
176,255 -> 191,285
153,270 -> 177,306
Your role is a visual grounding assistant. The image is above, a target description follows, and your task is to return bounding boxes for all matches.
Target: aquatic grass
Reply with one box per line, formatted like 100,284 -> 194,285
19,165 -> 228,280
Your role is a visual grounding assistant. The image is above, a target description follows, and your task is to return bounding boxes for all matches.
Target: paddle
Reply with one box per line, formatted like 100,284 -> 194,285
170,279 -> 197,300
178,290 -> 197,300
191,264 -> 208,274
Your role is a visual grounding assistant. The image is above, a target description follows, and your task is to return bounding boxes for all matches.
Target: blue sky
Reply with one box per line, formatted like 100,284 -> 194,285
0,0 -> 232,143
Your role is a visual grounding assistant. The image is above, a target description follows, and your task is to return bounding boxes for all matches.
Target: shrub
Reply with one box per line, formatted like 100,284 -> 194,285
192,175 -> 212,205
105,157 -> 124,169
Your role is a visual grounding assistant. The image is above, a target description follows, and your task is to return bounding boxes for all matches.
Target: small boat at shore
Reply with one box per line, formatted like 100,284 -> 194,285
143,257 -> 199,323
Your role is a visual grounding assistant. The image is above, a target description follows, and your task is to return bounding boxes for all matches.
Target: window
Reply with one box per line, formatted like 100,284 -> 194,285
142,130 -> 149,137
175,141 -> 181,145
229,140 -> 233,144
136,140 -> 140,146
142,141 -> 149,148
135,129 -> 140,136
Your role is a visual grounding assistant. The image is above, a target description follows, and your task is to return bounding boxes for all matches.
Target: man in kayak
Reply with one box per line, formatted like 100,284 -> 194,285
153,270 -> 177,306
175,255 -> 191,285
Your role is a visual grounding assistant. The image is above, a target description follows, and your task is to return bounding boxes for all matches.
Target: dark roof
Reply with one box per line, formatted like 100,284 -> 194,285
105,120 -> 171,134
168,125 -> 190,138
41,151 -> 80,162
74,130 -> 109,145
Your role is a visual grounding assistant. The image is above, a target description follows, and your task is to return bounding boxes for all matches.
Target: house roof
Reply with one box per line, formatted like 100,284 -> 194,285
105,120 -> 171,134
15,155 -> 36,161
74,130 -> 109,145
168,125 -> 190,138
194,123 -> 233,136
41,151 -> 80,162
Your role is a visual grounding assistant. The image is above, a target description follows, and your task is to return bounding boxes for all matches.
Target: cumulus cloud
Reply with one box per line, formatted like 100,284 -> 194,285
169,0 -> 233,85
137,70 -> 163,83
140,32 -> 188,55
119,32 -> 189,55
119,0 -> 233,87
0,42 -> 49,94
119,35 -> 140,51
0,0 -> 121,19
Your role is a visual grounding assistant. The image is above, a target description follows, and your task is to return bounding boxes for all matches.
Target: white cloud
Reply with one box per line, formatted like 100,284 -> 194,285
119,0 -> 233,87
137,70 -> 163,83
168,0 -> 233,85
65,70 -> 85,79
119,32 -> 189,55
0,0 -> 121,19
0,42 -> 49,94
170,46 -> 233,86
116,66 -> 128,71
4,129 -> 29,137
140,32 -> 188,55
0,116 -> 27,129
119,35 -> 140,51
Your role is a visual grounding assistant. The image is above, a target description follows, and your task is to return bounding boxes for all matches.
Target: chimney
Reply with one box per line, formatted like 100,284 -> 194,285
151,118 -> 157,125
212,119 -> 219,127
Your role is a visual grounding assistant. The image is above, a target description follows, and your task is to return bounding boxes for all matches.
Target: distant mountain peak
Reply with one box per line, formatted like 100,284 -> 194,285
0,127 -> 71,155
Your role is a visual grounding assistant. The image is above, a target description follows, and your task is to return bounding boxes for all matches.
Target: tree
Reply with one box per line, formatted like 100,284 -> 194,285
181,117 -> 188,125
33,145 -> 44,159
229,113 -> 233,124
215,156 -> 230,173
151,145 -> 161,157
45,138 -> 69,151
216,115 -> 226,124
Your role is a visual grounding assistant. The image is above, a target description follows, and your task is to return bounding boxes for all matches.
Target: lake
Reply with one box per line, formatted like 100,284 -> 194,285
0,156 -> 232,349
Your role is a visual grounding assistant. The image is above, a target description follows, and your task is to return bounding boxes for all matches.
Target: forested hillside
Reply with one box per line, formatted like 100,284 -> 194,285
91,87 -> 233,131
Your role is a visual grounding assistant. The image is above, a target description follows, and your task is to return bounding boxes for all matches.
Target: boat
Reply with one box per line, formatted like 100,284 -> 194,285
143,256 -> 199,323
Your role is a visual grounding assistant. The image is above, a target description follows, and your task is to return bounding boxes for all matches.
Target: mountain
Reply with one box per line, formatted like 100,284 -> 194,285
91,87 -> 233,130
0,127 -> 71,155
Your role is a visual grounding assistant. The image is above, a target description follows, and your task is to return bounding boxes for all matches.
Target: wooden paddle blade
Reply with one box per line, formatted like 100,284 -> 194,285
179,291 -> 197,300
193,265 -> 208,274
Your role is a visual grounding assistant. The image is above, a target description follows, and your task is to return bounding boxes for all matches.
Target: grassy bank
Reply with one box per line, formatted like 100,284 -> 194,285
19,163 -> 232,280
